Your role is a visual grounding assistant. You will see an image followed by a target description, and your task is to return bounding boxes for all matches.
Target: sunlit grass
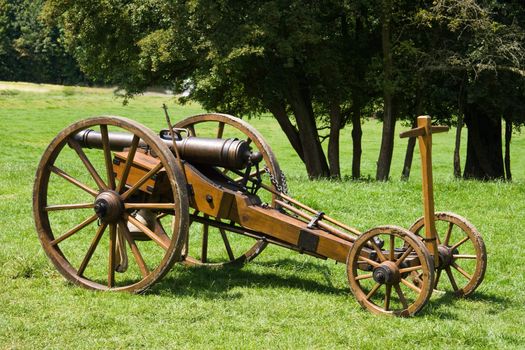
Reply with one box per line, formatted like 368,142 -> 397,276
0,82 -> 524,349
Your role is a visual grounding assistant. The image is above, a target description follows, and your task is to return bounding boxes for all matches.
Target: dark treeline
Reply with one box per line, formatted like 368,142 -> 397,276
0,0 -> 87,84
4,1 -> 525,181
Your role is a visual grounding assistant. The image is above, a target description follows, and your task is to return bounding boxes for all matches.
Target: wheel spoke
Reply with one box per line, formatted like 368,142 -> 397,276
77,223 -> 108,276
50,214 -> 98,246
100,125 -> 116,190
389,235 -> 395,261
181,218 -> 190,258
45,203 -> 94,211
434,268 -> 442,288
384,284 -> 392,311
153,219 -> 171,238
124,203 -> 175,210
108,224 -> 116,287
443,222 -> 454,246
233,169 -> 264,183
445,266 -> 459,291
119,220 -> 149,278
395,246 -> 413,266
68,138 -> 108,190
115,226 -> 128,273
358,256 -> 381,268
370,239 -> 388,262
187,124 -> 196,137
157,212 -> 169,220
116,135 -> 140,193
201,222 -> 209,263
126,214 -> 170,250
453,254 -> 477,259
394,284 -> 409,309
452,262 -> 472,280
217,122 -> 225,138
399,265 -> 423,274
401,278 -> 421,294
366,283 -> 381,300
450,236 -> 469,251
355,273 -> 373,281
219,229 -> 235,261
50,165 -> 98,196
413,273 -> 424,288
121,162 -> 163,200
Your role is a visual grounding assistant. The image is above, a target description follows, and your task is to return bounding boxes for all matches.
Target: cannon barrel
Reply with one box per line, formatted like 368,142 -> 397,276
72,129 -> 254,169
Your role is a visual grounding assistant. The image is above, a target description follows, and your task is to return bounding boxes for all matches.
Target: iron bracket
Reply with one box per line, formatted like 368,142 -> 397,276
298,229 -> 319,253
307,211 -> 325,229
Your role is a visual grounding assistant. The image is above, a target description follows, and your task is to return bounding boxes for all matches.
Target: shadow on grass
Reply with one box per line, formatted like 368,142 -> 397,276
148,258 -> 348,300
420,290 -> 511,318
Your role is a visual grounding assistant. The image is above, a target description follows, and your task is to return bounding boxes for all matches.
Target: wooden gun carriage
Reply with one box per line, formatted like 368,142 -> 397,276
33,114 -> 487,316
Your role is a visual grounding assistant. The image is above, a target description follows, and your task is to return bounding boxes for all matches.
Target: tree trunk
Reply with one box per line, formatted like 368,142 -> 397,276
267,101 -> 304,162
504,118 -> 512,181
463,106 -> 505,180
376,0 -> 395,181
287,77 -> 330,178
328,102 -> 341,178
400,92 -> 422,181
351,102 -> 362,179
453,113 -> 464,178
401,118 -> 418,180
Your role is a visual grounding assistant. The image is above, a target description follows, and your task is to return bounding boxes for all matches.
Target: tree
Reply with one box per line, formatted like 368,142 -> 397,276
0,0 -> 86,84
416,0 -> 525,180
45,0 -> 383,179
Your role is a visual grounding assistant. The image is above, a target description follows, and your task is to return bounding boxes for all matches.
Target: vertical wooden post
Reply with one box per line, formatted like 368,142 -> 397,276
416,116 -> 439,266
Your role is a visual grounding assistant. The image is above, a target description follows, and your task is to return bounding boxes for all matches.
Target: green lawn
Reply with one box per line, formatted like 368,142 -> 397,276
1,82 -> 524,349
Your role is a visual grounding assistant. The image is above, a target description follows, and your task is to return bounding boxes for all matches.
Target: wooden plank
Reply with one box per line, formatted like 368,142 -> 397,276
184,164 -> 236,219
431,126 -> 449,134
416,116 -> 439,265
235,198 -> 351,263
113,151 -> 160,194
399,126 -> 425,139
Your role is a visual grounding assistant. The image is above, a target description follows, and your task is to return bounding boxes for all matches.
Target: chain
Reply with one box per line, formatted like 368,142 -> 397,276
264,166 -> 289,195
280,171 -> 289,195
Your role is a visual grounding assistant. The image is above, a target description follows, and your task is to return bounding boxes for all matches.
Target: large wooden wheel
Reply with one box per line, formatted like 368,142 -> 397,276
347,226 -> 434,316
33,116 -> 189,292
173,113 -> 284,267
409,212 -> 487,296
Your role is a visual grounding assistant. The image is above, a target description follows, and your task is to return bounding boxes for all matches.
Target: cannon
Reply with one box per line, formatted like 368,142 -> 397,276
33,114 -> 487,316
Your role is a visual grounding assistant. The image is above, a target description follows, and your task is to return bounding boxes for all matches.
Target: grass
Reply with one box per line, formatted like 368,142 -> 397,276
0,81 -> 524,349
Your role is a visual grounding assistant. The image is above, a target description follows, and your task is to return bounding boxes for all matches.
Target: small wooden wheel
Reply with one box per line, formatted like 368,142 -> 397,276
172,113 -> 284,267
409,212 -> 487,296
33,116 -> 189,292
347,226 -> 434,316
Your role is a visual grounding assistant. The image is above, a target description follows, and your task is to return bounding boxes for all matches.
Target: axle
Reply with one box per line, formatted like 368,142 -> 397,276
73,129 -> 260,169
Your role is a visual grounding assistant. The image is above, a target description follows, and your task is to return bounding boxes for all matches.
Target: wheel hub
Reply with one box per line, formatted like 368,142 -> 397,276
373,261 -> 400,285
94,191 -> 123,223
437,244 -> 457,268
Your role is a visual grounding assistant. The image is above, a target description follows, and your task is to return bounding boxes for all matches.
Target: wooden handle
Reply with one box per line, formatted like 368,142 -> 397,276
431,126 -> 449,133
399,126 -> 425,139
399,125 -> 449,138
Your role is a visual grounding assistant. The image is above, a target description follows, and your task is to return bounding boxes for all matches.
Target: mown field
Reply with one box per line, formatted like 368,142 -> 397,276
0,82 -> 524,349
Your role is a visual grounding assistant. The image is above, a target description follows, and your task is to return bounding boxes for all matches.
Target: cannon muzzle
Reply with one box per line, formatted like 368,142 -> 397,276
72,129 -> 255,169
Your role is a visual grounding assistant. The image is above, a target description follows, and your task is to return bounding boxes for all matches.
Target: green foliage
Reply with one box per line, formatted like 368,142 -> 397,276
0,0 -> 86,84
37,0 -> 525,178
412,0 -> 525,124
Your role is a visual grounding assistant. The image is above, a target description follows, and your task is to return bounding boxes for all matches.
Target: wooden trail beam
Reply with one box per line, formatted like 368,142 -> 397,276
399,116 -> 449,266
